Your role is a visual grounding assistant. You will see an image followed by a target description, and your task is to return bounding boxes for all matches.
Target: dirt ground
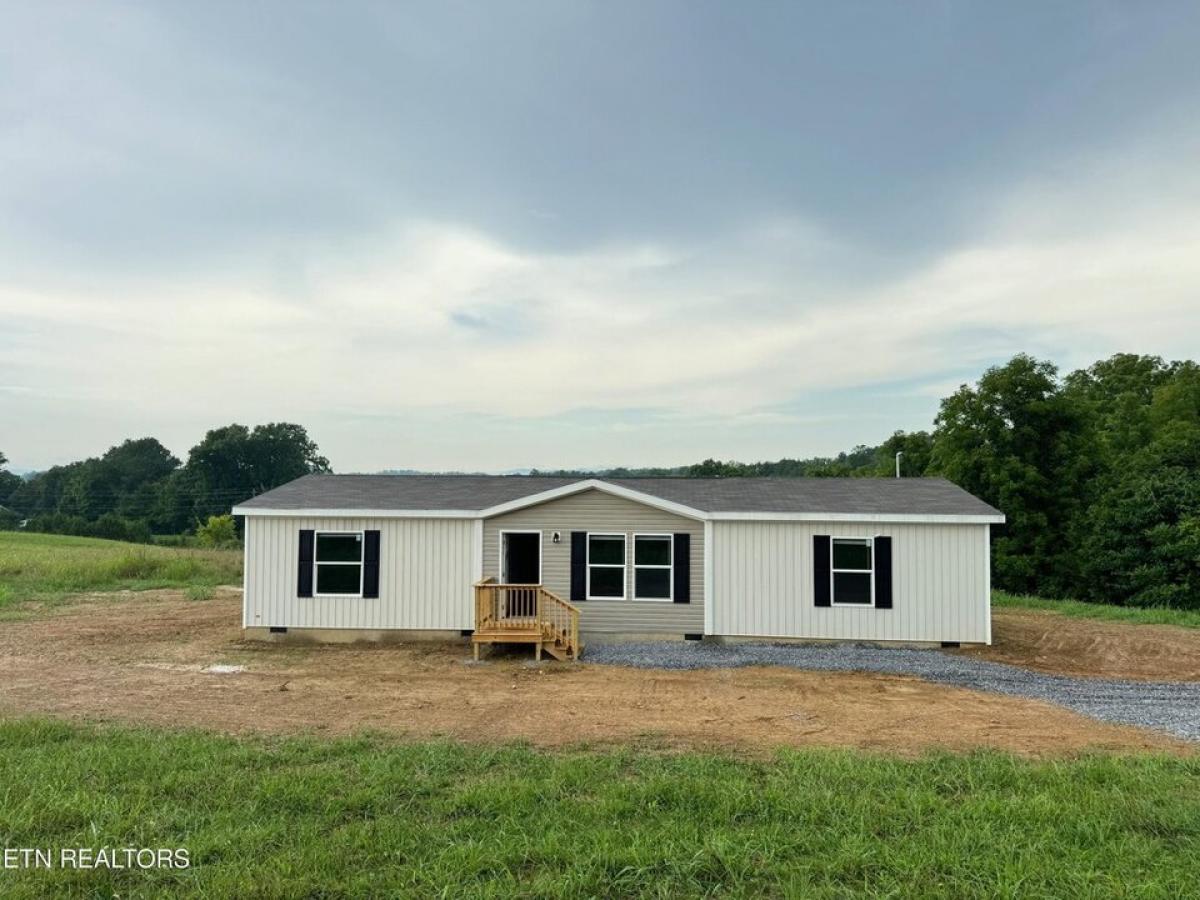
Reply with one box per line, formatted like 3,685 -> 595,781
0,590 -> 1192,757
958,609 -> 1200,681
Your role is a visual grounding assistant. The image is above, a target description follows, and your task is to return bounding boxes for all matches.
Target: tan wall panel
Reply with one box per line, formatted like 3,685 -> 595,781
483,489 -> 704,635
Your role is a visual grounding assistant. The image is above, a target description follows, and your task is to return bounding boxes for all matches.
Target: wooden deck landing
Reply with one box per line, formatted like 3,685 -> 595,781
473,580 -> 582,661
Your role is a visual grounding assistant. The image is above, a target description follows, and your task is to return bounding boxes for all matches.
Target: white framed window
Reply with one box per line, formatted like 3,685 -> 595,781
633,533 -> 673,601
831,537 -> 873,607
586,533 -> 626,600
314,531 -> 364,597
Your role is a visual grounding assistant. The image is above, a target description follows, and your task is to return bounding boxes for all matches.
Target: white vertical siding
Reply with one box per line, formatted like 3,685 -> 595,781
711,521 -> 990,643
243,515 -> 476,630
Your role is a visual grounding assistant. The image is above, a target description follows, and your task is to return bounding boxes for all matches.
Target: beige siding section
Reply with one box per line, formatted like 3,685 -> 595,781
483,489 -> 704,635
711,521 -> 990,643
243,515 -> 475,631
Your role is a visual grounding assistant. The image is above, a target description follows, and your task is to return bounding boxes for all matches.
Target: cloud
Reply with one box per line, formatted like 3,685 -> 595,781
3,188 -> 1197,429
3,97 -> 1200,470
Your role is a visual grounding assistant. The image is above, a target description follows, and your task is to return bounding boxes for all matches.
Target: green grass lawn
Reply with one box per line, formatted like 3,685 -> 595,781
0,531 -> 241,610
993,590 -> 1200,628
0,720 -> 1196,898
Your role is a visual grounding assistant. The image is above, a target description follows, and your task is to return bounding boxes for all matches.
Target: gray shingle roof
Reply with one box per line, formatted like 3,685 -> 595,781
607,477 -> 1001,517
236,475 -> 579,512
234,474 -> 1001,518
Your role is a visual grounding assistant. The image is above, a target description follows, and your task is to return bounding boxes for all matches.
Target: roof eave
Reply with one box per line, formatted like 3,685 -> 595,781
708,511 -> 1005,524
231,506 -> 481,518
231,503 -> 1005,525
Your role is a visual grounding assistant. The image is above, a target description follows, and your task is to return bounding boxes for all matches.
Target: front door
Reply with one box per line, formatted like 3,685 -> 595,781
502,532 -> 541,619
502,531 -> 541,584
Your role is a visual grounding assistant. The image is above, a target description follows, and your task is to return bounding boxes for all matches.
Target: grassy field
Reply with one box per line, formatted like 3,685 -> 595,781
0,539 -> 1196,895
0,531 -> 240,610
0,720 -> 1195,897
994,590 -> 1200,628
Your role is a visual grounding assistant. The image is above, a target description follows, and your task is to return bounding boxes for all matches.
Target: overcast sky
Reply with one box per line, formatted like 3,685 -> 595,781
3,2 -> 1199,473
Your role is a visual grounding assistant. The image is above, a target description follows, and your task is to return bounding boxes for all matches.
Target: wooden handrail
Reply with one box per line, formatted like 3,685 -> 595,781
473,581 -> 581,660
538,585 -> 580,615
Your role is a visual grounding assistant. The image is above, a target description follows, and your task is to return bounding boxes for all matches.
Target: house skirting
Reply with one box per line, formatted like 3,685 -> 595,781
709,635 -> 982,649
243,626 -> 466,644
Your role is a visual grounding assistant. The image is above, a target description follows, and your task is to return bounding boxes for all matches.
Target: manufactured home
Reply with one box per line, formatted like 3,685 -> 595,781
232,475 -> 1003,659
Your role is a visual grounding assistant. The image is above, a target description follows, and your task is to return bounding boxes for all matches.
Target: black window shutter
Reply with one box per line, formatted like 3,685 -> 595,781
570,531 -> 586,602
813,535 -> 831,607
297,530 -> 314,597
874,536 -> 893,609
673,533 -> 690,603
362,530 -> 381,598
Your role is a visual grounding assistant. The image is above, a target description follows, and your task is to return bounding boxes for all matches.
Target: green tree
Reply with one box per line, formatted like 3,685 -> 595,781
7,438 -> 179,523
7,462 -> 79,518
54,439 -> 178,521
6,426 -> 329,538
929,354 -> 1093,595
874,431 -> 934,477
1073,362 -> 1200,608
0,450 -> 22,507
687,458 -> 749,478
103,438 -> 180,517
1062,354 -> 1175,463
183,423 -> 331,523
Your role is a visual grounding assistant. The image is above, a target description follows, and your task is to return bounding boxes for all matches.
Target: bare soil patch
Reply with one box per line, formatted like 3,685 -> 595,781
963,609 -> 1200,681
0,591 -> 1187,757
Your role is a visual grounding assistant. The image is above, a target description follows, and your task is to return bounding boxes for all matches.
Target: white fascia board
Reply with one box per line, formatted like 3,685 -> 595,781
708,511 -> 1006,524
478,478 -> 708,521
231,506 -> 478,519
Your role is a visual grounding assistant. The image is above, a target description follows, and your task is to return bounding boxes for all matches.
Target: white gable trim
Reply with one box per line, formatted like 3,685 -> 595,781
478,479 -> 708,521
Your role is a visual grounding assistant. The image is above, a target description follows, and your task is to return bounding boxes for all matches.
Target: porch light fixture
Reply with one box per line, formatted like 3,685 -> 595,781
552,532 -> 561,543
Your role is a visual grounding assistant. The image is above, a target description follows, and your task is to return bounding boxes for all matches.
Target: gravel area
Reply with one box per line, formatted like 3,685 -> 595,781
586,641 -> 1200,741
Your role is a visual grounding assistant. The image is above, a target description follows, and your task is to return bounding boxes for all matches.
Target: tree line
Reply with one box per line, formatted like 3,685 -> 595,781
0,424 -> 329,542
1,352 -> 1196,608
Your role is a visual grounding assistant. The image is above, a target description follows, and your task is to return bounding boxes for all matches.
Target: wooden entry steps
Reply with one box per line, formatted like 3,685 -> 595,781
473,579 -> 583,661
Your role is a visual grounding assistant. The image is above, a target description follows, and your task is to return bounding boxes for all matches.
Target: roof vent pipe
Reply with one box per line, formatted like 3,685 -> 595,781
895,451 -> 903,478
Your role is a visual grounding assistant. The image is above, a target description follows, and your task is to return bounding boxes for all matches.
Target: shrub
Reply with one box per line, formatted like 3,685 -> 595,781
25,513 -> 154,545
107,552 -> 164,580
27,513 -> 90,537
90,513 -> 152,544
196,514 -> 238,548
152,534 -> 198,547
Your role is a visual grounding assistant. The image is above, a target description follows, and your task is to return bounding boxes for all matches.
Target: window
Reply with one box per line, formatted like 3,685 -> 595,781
314,532 -> 363,596
633,534 -> 672,600
831,537 -> 873,606
587,533 -> 626,599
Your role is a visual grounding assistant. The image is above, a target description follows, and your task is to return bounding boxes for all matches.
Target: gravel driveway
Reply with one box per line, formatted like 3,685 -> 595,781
586,641 -> 1200,741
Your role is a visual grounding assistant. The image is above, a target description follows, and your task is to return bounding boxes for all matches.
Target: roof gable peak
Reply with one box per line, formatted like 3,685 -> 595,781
479,478 -> 708,521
